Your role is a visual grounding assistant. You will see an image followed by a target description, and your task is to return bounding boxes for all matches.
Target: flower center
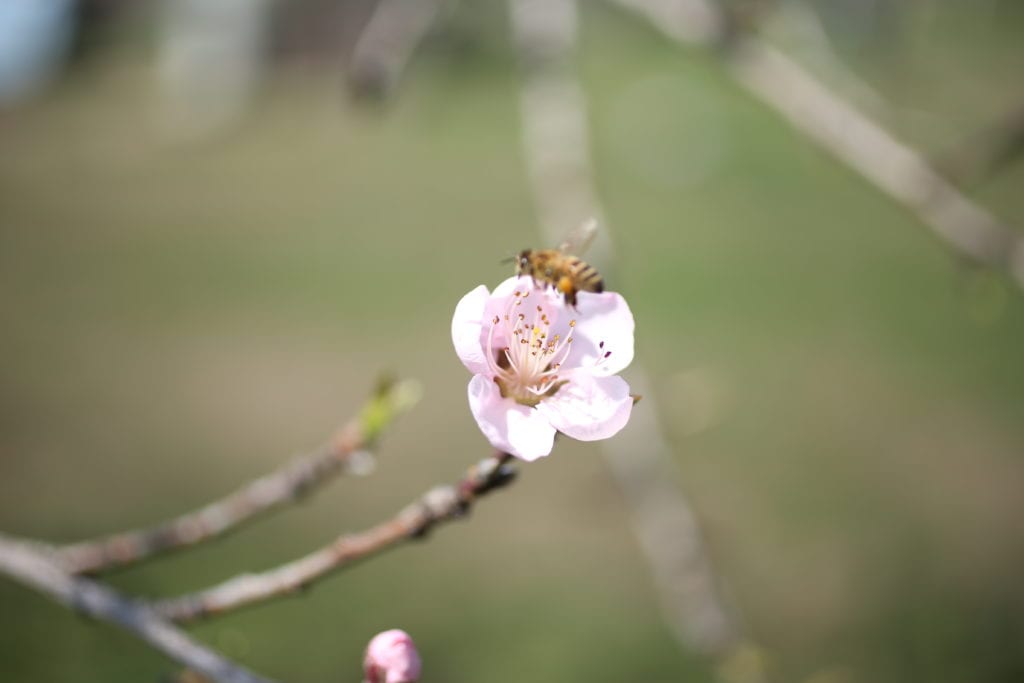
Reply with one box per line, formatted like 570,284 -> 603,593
485,288 -> 575,407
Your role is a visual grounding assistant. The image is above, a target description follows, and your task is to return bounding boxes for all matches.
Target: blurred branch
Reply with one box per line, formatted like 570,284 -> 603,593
729,41 -> 1024,284
608,0 -> 1024,289
155,453 -> 516,622
508,0 -> 608,247
509,0 -> 753,667
347,0 -> 453,100
767,1 -> 890,113
0,533 -> 276,683
58,378 -> 421,575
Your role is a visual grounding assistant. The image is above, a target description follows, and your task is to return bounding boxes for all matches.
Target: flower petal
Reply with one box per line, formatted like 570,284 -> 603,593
467,374 -> 556,461
563,291 -> 635,376
491,274 -> 533,299
451,285 -> 491,375
536,373 -> 633,441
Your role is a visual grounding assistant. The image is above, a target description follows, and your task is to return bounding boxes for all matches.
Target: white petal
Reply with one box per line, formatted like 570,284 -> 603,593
451,285 -> 491,375
536,373 -> 633,441
563,291 -> 635,376
467,375 -> 556,461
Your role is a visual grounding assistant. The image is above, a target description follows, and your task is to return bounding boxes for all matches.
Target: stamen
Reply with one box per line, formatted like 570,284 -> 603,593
488,285 -> 580,405
503,348 -> 521,373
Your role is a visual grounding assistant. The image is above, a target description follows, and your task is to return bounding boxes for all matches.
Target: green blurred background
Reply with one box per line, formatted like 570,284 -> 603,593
1,1 -> 1023,682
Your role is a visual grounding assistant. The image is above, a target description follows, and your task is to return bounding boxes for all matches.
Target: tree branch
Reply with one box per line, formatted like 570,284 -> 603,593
608,0 -> 1024,289
347,0 -> 453,100
509,0 -> 747,661
0,533 -> 277,683
58,378 -> 420,575
155,453 -> 516,623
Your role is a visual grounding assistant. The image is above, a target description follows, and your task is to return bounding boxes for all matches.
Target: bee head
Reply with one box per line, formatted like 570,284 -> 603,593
515,250 -> 533,275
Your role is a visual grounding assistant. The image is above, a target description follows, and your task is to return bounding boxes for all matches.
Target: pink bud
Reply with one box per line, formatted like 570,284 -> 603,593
363,629 -> 422,683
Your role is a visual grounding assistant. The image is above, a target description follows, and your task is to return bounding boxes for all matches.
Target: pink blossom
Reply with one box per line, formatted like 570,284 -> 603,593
363,629 -> 422,683
452,275 -> 635,461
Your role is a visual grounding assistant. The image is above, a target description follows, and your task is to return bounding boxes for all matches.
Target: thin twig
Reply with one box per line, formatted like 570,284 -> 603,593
58,378 -> 420,575
608,0 -> 1024,289
0,533 -> 277,683
509,0 -> 746,660
155,453 -> 516,623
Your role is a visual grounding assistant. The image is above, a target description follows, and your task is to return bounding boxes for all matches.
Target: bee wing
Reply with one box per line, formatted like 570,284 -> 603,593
557,217 -> 598,255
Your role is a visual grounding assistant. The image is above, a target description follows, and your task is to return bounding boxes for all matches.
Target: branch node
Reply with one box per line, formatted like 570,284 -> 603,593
422,486 -> 460,520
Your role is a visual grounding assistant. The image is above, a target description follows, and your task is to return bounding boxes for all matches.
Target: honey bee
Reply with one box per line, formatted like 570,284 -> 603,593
513,219 -> 604,308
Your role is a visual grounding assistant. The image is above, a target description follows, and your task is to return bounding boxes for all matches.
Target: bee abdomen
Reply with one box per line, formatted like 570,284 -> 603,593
573,263 -> 603,292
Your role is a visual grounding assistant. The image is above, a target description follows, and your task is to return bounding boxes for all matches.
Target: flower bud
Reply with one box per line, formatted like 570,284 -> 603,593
363,629 -> 421,683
